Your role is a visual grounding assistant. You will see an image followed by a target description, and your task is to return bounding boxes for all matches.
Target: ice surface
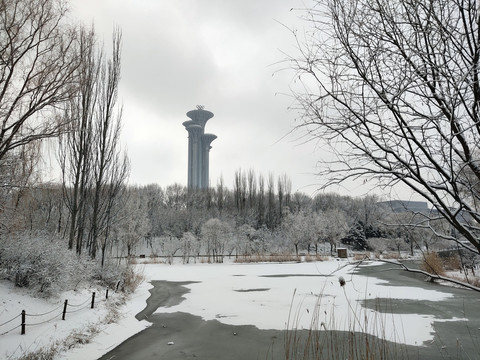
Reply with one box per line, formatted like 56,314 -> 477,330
0,260 -> 459,359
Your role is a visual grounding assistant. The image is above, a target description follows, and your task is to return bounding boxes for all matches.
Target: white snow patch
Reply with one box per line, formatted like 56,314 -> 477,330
0,279 -> 151,360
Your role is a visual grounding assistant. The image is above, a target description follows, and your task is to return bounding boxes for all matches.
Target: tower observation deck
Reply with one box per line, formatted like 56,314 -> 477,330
183,106 -> 217,189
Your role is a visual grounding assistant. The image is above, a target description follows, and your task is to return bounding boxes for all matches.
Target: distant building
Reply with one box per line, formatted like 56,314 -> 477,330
183,106 -> 217,189
378,200 -> 474,224
377,200 -> 429,213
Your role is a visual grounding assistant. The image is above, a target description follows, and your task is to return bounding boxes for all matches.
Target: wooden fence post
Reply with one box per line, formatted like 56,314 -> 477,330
91,292 -> 95,309
21,310 -> 25,335
62,300 -> 68,320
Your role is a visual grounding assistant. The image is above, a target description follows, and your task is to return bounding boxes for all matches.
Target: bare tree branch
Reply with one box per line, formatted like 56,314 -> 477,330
288,0 -> 480,253
0,0 -> 81,163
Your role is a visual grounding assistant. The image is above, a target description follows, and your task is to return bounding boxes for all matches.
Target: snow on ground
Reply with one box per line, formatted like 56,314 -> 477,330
0,259 -> 461,359
0,279 -> 151,360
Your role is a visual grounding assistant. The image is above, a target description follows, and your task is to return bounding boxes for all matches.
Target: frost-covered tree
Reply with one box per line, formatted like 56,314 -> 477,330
116,190 -> 150,259
323,209 -> 349,254
235,223 -> 256,258
201,218 -> 232,263
282,210 -> 312,256
289,0 -> 480,254
180,231 -> 197,263
160,234 -> 180,264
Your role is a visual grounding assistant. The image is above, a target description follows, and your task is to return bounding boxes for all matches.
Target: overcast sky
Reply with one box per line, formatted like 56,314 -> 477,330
69,0 -> 374,197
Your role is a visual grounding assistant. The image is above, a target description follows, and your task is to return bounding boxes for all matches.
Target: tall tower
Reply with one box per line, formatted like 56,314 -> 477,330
183,106 -> 217,189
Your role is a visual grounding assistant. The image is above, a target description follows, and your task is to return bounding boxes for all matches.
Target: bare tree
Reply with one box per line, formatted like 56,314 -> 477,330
87,29 -> 129,259
216,176 -> 226,216
247,169 -> 257,209
59,28 -> 128,258
0,0 -> 80,163
0,142 -> 42,233
289,0 -> 480,253
59,27 -> 96,253
257,173 -> 265,227
266,172 -> 276,228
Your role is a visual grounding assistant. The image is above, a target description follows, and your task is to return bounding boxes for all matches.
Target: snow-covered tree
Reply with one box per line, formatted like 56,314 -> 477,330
323,209 -> 349,254
180,231 -> 197,264
116,191 -> 150,259
282,210 -> 311,256
201,218 -> 232,263
235,223 -> 256,258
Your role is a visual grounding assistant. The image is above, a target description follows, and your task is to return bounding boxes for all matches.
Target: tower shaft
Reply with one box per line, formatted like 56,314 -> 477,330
183,108 -> 216,189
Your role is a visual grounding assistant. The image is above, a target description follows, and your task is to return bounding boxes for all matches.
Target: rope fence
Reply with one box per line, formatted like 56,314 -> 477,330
0,288 -> 111,336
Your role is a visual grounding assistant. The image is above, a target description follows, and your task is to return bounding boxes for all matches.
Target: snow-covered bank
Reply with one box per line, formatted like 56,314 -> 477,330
0,278 -> 151,360
0,259 -> 466,359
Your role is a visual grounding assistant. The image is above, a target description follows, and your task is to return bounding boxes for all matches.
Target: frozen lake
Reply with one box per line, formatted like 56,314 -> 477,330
51,259 -> 480,359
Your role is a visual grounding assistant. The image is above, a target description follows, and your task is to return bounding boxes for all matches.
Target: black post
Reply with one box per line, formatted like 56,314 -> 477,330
21,310 -> 25,335
106,287 -> 109,299
91,292 -> 96,309
62,300 -> 68,320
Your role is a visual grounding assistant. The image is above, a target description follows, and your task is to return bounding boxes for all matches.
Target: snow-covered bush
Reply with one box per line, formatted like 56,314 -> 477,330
0,233 -> 94,297
91,259 -> 124,290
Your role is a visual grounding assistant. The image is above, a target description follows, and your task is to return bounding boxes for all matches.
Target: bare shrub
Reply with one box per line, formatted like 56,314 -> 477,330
421,252 -> 445,276
133,256 -> 165,264
353,253 -> 369,261
442,255 -> 461,271
104,297 -> 124,324
16,345 -> 57,360
234,254 -> 300,263
448,273 -> 480,288
63,324 -> 99,347
122,266 -> 144,294
91,260 -> 124,289
382,252 -> 404,260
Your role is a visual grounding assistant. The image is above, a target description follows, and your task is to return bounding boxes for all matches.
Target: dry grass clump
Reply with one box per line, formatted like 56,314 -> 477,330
353,253 -> 369,261
448,273 -> 480,288
372,251 -> 404,260
382,252 -> 404,260
129,256 -> 165,265
16,345 -> 57,360
420,252 -> 445,276
441,255 -> 461,271
285,290 -> 409,360
122,266 -> 145,293
304,254 -> 328,262
234,254 -> 300,263
16,322 -> 102,360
